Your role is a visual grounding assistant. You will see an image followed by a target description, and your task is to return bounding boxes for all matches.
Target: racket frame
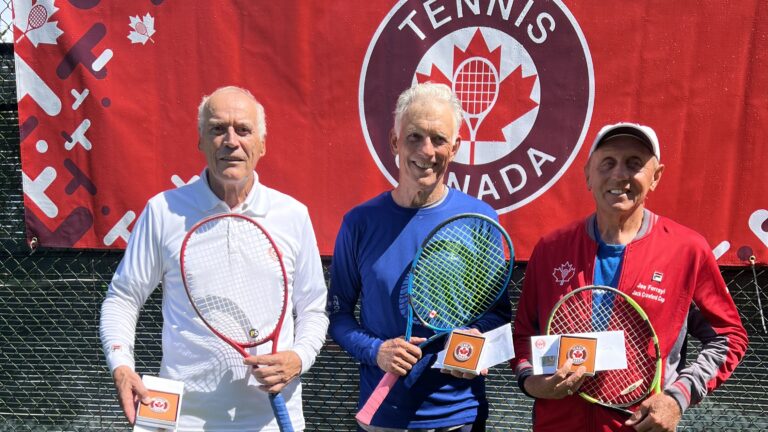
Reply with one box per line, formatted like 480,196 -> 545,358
180,213 -> 290,356
180,213 -> 295,431
452,56 -> 501,164
453,57 -> 500,119
545,285 -> 662,413
405,212 -> 512,341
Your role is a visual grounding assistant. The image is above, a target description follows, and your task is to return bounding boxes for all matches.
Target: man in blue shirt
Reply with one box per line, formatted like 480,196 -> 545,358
328,83 -> 511,431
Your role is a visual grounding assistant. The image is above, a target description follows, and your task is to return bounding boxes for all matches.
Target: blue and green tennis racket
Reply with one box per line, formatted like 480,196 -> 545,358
357,213 -> 513,425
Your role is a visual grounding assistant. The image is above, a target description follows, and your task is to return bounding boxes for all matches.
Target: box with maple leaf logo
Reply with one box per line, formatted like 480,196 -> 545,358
442,330 -> 487,375
557,335 -> 598,376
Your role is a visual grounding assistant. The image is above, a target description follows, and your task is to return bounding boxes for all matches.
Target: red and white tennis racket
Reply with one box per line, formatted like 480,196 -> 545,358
180,213 -> 293,432
15,4 -> 49,43
452,56 -> 500,164
134,21 -> 155,43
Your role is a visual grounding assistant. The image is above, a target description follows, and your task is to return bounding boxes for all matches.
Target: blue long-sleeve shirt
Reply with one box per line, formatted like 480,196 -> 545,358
328,189 -> 511,429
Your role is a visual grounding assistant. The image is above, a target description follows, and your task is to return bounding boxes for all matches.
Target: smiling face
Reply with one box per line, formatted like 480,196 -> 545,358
585,136 -> 664,218
390,97 -> 460,206
198,89 -> 265,198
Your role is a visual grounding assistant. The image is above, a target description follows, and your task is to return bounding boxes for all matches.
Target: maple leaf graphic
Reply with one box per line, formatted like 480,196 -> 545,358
13,0 -> 63,47
552,262 -> 575,286
417,30 -> 539,164
128,13 -> 156,44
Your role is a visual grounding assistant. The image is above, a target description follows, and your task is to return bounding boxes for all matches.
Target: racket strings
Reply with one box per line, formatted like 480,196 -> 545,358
28,5 -> 49,29
184,217 -> 286,346
410,220 -> 508,330
196,295 -> 255,343
454,58 -> 499,116
549,290 -> 658,406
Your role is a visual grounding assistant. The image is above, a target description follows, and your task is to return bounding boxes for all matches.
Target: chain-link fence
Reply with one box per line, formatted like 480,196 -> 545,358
1,5 -> 767,430
0,2 -> 10,43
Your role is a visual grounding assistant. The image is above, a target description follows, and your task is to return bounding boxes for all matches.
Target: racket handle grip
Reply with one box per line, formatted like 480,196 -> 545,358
269,392 -> 294,432
355,372 -> 398,426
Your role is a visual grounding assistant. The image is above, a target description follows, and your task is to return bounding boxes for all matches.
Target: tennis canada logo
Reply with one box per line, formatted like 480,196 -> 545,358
149,397 -> 170,414
553,261 -> 575,286
360,1 -> 593,212
454,342 -> 474,362
567,344 -> 588,365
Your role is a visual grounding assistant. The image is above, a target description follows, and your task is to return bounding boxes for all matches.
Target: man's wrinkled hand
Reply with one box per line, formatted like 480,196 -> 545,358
112,365 -> 151,424
244,350 -> 303,393
624,392 -> 682,432
376,336 -> 427,376
522,359 -> 587,399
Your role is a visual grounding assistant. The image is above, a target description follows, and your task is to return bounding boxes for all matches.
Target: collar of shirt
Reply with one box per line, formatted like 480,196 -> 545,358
190,168 -> 271,218
585,208 -> 656,244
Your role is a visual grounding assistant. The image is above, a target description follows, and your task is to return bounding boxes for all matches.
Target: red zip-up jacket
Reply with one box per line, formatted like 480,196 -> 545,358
511,211 -> 748,431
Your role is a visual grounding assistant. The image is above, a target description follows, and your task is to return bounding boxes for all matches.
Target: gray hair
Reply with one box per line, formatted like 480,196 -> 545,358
197,86 -> 267,141
393,82 -> 463,138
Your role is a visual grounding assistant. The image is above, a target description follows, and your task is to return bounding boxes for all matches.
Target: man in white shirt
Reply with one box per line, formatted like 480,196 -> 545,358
99,86 -> 329,431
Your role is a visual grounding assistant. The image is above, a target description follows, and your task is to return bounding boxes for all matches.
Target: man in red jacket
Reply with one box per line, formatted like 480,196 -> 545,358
511,122 -> 748,432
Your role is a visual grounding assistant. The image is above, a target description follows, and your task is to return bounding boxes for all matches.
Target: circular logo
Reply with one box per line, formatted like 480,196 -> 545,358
453,342 -> 474,362
149,397 -> 170,414
360,1 -> 593,212
534,338 -> 546,350
567,344 -> 588,365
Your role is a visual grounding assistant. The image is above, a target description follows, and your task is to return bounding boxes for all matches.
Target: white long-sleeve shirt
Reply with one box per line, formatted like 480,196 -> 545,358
99,171 -> 329,431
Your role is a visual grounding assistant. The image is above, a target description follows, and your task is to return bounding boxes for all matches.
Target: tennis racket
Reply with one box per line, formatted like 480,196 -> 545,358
15,4 -> 49,43
546,285 -> 662,414
452,56 -> 500,165
356,213 -> 513,425
180,213 -> 293,432
134,21 -> 155,43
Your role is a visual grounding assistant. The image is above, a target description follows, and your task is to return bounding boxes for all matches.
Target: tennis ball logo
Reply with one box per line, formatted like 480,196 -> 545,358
567,345 -> 588,365
453,342 -> 474,362
149,397 -> 169,414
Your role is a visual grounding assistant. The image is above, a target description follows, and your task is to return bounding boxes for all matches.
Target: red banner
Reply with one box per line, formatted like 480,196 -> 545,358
12,0 -> 768,265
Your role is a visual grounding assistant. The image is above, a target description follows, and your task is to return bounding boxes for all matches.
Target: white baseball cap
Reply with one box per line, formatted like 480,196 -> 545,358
588,122 -> 661,161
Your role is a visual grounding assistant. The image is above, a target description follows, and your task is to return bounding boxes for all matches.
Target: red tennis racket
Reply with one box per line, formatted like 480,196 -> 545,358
134,21 -> 155,43
180,213 -> 293,432
15,4 -> 49,43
